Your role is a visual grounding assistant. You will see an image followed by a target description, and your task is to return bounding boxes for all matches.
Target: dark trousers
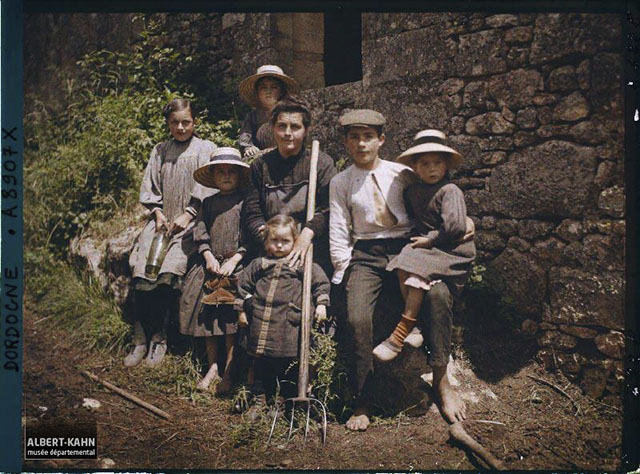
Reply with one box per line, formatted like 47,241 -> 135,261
251,356 -> 298,401
343,238 -> 454,397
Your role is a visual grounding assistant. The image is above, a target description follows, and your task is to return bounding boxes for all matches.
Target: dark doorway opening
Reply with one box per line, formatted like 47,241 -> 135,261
323,11 -> 362,86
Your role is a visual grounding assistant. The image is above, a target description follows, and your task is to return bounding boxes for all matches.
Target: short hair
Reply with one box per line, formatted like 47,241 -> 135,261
162,98 -> 195,121
263,214 -> 299,243
270,95 -> 311,130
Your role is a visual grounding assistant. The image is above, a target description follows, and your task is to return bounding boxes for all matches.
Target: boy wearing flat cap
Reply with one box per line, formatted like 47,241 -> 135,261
330,109 -> 417,431
330,111 -> 472,430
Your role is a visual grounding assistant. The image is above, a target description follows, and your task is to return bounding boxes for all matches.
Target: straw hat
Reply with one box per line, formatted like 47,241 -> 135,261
193,147 -> 249,188
238,65 -> 299,107
396,129 -> 462,168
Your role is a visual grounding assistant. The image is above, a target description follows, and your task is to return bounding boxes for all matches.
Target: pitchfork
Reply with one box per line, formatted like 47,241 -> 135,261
267,140 -> 328,447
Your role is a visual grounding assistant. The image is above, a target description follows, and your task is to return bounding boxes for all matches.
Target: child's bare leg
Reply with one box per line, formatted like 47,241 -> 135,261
216,334 -> 236,395
373,285 -> 424,361
197,336 -> 221,390
433,364 -> 466,423
397,269 -> 409,301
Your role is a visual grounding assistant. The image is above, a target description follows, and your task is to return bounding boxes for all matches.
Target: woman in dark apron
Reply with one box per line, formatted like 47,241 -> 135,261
242,96 -> 337,274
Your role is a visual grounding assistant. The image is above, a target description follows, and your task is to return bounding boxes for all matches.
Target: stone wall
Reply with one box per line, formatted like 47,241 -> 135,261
305,12 -> 625,399
30,11 -> 625,399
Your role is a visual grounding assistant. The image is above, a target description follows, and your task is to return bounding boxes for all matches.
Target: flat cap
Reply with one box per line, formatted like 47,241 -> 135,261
338,109 -> 386,128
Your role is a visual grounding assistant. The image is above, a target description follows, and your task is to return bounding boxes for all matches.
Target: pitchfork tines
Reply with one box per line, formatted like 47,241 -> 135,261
267,394 -> 328,446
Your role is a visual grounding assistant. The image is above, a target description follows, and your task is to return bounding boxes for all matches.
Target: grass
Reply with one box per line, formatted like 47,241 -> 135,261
25,248 -> 129,354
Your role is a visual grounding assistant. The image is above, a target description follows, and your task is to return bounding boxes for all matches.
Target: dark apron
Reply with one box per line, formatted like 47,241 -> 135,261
264,180 -> 309,226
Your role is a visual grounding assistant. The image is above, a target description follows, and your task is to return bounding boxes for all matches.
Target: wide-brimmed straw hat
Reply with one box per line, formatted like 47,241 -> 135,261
194,147 -> 249,188
238,65 -> 299,107
396,129 -> 462,168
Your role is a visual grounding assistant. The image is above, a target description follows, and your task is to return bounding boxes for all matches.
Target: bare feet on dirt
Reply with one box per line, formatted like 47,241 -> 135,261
346,406 -> 370,431
196,363 -> 220,391
434,366 -> 466,423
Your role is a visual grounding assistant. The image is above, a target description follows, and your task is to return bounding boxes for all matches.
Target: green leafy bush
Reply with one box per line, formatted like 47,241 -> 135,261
25,15 -> 235,257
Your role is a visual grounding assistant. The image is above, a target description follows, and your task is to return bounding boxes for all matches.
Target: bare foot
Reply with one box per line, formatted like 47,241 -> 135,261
196,363 -> 220,391
434,366 -> 466,423
345,406 -> 370,431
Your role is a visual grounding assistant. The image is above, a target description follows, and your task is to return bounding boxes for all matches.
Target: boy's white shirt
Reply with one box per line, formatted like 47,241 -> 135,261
329,159 -> 416,284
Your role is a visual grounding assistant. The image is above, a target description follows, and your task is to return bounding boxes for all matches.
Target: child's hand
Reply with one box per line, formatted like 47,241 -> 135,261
218,258 -> 237,276
170,211 -> 193,235
314,305 -> 327,323
204,252 -> 221,274
410,236 -> 433,249
154,209 -> 169,232
238,311 -> 249,328
244,146 -> 260,158
460,216 -> 475,243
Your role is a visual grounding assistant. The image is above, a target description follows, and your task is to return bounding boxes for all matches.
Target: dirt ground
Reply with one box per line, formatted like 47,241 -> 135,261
22,306 -> 624,471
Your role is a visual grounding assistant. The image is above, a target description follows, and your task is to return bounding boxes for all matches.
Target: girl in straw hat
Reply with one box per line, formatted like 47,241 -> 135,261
178,147 -> 250,393
373,130 -> 475,422
238,65 -> 299,158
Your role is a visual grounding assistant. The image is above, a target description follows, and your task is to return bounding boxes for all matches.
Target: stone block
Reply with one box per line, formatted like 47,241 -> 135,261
496,219 -> 519,236
577,59 -> 591,90
593,161 -> 616,188
466,112 -> 516,135
504,26 -> 533,43
478,136 -> 514,151
553,91 -> 590,122
569,120 -> 608,145
463,81 -> 488,108
558,324 -> 598,339
513,131 -> 537,147
439,77 -> 465,95
532,94 -> 559,106
472,168 -> 492,177
451,116 -> 466,134
506,46 -> 529,68
531,237 -> 567,269
530,13 -> 621,65
520,319 -> 539,335
485,14 -> 519,28
594,331 -> 624,359
538,330 -> 578,350
554,219 -> 585,242
507,236 -> 531,252
537,124 -> 572,138
518,220 -> 555,239
516,107 -> 538,129
549,267 -> 624,329
485,248 -> 547,315
448,134 -> 483,171
548,65 -> 576,92
582,234 -> 624,272
475,231 -> 507,251
485,141 -> 596,219
481,151 -> 506,166
488,68 -> 544,109
481,215 -> 496,230
454,177 -> 486,190
456,29 -> 507,77
581,366 -> 610,399
598,185 -> 624,218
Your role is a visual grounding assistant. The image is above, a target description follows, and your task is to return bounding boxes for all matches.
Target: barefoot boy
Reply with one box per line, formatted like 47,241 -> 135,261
329,111 -> 469,430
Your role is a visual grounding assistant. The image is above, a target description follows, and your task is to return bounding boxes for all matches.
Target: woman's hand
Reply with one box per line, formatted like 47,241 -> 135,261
244,146 -> 260,158
218,254 -> 242,276
314,304 -> 327,323
410,236 -> 434,249
238,311 -> 249,328
154,209 -> 169,232
286,227 -> 314,269
204,251 -> 221,274
170,211 -> 193,235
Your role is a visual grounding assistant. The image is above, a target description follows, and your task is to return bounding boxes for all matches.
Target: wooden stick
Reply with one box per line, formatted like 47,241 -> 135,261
81,370 -> 171,420
526,374 -> 580,414
297,140 -> 319,398
449,421 -> 504,470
